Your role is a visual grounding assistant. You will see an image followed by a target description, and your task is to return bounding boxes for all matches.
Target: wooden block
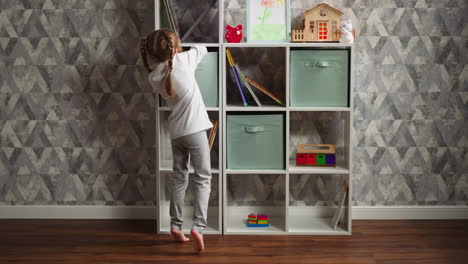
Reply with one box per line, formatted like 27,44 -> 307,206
296,154 -> 308,165
307,154 -> 317,165
297,144 -> 336,154
316,154 -> 326,165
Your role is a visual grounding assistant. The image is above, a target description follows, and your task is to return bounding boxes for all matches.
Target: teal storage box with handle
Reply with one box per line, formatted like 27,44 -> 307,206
160,51 -> 218,107
290,50 -> 349,107
227,114 -> 284,170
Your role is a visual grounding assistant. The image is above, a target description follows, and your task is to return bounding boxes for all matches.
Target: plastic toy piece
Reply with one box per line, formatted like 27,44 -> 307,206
246,213 -> 270,227
225,24 -> 243,43
296,154 -> 308,165
248,213 -> 257,224
316,154 -> 326,165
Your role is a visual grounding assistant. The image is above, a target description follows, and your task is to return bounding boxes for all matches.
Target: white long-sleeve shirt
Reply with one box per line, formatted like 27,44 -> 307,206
149,45 -> 213,140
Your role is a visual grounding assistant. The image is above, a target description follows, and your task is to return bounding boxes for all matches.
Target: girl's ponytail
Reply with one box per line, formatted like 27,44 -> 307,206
163,34 -> 175,97
140,38 -> 151,73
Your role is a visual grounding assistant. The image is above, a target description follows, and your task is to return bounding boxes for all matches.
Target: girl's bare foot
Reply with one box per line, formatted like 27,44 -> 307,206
190,229 -> 204,253
170,229 -> 190,243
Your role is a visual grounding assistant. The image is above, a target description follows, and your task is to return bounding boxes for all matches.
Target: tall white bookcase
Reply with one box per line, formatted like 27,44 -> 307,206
155,0 -> 353,235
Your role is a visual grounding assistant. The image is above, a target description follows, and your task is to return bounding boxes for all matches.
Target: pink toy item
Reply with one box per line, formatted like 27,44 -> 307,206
225,24 -> 243,43
258,214 -> 268,220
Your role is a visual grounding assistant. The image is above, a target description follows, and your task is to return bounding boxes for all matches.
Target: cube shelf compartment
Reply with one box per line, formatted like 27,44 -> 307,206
225,174 -> 286,234
160,48 -> 220,108
158,0 -> 219,43
158,173 -> 221,234
225,47 -> 286,108
289,48 -> 350,107
156,0 -> 353,235
226,112 -> 285,171
158,111 -> 220,173
289,111 -> 351,175
288,174 -> 350,234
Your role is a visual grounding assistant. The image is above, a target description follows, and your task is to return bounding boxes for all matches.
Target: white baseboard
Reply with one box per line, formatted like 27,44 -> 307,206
0,206 -> 158,219
352,206 -> 468,220
0,205 -> 467,220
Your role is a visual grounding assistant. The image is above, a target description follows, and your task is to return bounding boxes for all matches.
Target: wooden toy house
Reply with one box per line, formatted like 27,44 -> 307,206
292,3 -> 343,42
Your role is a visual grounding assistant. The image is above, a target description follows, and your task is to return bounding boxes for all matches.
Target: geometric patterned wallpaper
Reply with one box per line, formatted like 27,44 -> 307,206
226,0 -> 468,206
344,0 -> 468,206
0,0 -> 157,205
1,0 -> 467,206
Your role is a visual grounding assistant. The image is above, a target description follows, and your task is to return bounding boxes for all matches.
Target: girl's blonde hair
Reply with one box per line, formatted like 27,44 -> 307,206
140,30 -> 180,97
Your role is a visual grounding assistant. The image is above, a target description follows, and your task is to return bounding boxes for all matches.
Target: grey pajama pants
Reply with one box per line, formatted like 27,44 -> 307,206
169,130 -> 212,233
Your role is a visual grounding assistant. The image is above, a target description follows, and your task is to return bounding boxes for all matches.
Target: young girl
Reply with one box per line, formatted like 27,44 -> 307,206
140,30 -> 212,253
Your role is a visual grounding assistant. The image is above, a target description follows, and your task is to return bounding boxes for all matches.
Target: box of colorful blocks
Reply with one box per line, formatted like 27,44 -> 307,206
247,213 -> 269,227
296,144 -> 336,166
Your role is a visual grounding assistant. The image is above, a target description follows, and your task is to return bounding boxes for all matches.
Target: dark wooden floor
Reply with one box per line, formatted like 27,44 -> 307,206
1,220 -> 467,264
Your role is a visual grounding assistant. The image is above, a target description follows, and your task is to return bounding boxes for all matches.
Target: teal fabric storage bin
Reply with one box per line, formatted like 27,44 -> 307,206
290,50 -> 349,107
227,114 -> 284,170
160,51 -> 218,107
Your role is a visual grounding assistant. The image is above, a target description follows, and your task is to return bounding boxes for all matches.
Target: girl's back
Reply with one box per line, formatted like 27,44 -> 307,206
147,43 -> 212,140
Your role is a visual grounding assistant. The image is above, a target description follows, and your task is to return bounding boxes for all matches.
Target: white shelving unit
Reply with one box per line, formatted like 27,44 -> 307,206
155,0 -> 353,235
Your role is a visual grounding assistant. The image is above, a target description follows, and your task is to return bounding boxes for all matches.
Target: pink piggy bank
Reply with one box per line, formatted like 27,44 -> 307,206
225,25 -> 243,43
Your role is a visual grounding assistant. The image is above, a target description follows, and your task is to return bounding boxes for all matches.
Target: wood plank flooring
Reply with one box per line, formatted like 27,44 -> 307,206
1,220 -> 467,264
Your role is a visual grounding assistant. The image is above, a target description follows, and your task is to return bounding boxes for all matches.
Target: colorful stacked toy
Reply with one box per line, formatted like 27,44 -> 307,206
247,213 -> 257,225
246,213 -> 269,227
296,144 -> 336,166
257,214 -> 268,225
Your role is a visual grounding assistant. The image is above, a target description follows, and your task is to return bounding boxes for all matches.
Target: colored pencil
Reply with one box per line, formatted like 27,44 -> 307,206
245,77 -> 284,106
226,49 -> 248,106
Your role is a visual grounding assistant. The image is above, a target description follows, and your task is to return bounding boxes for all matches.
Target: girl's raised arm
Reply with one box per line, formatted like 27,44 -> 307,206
184,45 -> 208,70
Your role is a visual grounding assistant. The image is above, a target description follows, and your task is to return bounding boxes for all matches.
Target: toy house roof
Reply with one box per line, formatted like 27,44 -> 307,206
304,3 -> 344,16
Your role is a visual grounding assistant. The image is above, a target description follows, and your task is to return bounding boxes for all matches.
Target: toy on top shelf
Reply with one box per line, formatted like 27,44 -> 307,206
225,25 -> 243,43
339,19 -> 354,44
247,213 -> 269,227
291,3 -> 343,42
296,144 -> 336,166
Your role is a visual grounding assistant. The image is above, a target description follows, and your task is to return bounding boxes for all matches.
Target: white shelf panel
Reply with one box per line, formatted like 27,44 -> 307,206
289,161 -> 349,174
180,43 -> 220,47
159,206 -> 220,234
225,169 -> 286,174
224,43 -> 352,48
224,43 -> 289,48
160,168 -> 221,174
226,216 -> 285,234
288,42 -> 353,48
288,217 -> 348,235
160,160 -> 220,174
226,105 -> 286,111
288,107 -> 351,112
159,107 -> 220,111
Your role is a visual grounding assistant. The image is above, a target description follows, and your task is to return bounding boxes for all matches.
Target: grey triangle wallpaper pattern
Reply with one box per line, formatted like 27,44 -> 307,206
1,0 -> 467,207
